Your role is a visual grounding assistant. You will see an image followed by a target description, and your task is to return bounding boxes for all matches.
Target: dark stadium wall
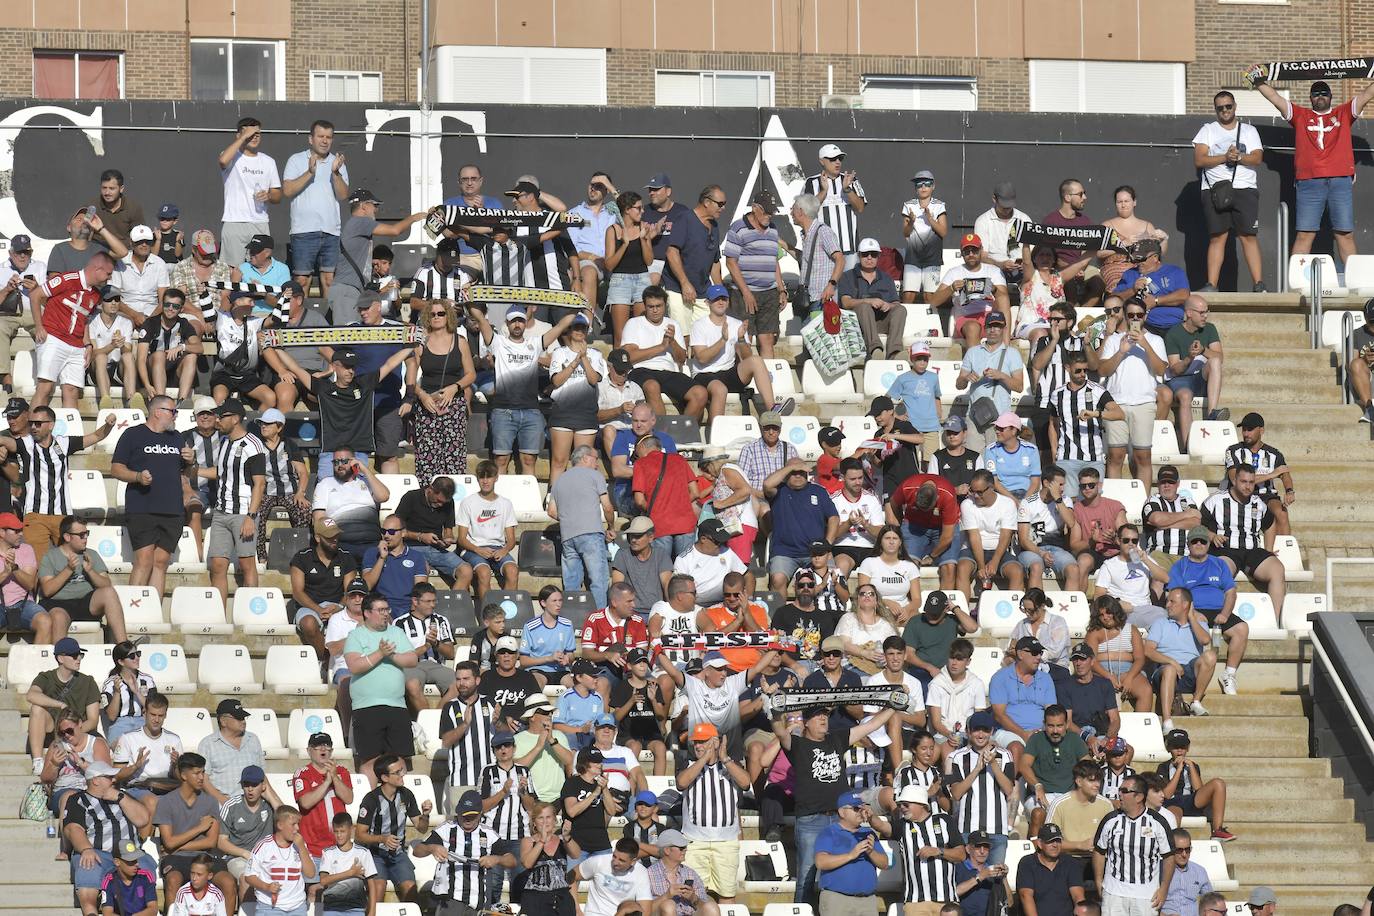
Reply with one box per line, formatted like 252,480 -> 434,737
2,101 -> 1370,286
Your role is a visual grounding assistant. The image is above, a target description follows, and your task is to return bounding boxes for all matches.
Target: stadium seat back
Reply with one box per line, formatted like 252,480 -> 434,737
1281,592 -> 1326,635
967,645 -> 1004,688
170,586 -> 231,634
433,474 -> 480,502
245,708 -> 288,758
68,470 -> 109,520
1151,420 -> 1185,465
863,360 -> 911,399
516,530 -> 561,578
1118,711 -> 1167,762
1187,421 -> 1237,464
89,525 -> 133,574
137,644 -> 193,693
1100,477 -> 1147,525
282,412 -> 322,452
559,591 -> 595,631
977,589 -> 1026,637
92,409 -> 147,453
162,707 -> 214,749
654,414 -> 703,448
779,415 -> 821,461
1233,593 -> 1285,639
264,646 -> 327,695
1320,309 -> 1366,349
708,415 -> 758,448
830,415 -> 878,456
1286,253 -> 1342,294
287,708 -> 347,751
1003,840 -> 1036,890
1344,254 -> 1374,294
234,586 -> 292,635
480,589 -> 536,636
52,407 -> 85,440
1274,535 -> 1312,580
4,644 -> 53,691
740,841 -> 794,895
198,644 -> 261,694
378,474 -> 419,515
78,644 -> 115,680
434,589 -> 477,637
1044,590 -> 1090,637
751,358 -> 799,397
114,585 -> 170,635
167,527 -> 206,574
800,361 -> 857,403
1192,839 -> 1239,890
268,527 -> 311,574
494,474 -> 551,523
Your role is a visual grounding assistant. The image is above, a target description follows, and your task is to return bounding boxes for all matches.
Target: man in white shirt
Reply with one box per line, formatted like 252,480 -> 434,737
596,348 -> 645,455
575,839 -> 654,916
1093,524 -> 1170,630
114,225 -> 170,321
1096,300 -> 1169,485
454,461 -> 519,601
959,469 -> 1023,592
1192,91 -> 1266,293
217,116 -> 282,267
672,518 -> 749,607
111,692 -> 182,815
621,286 -> 708,419
830,460 -> 885,577
972,181 -> 1031,283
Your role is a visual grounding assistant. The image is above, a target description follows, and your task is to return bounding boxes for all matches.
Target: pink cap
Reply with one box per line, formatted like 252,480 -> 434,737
909,340 -> 932,358
994,412 -> 1023,429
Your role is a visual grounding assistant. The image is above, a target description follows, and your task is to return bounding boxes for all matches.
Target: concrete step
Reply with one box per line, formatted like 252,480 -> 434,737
0,885 -> 78,908
1220,795 -> 1353,823
1174,715 -> 1308,740
1222,820 -> 1366,842
1198,694 -> 1307,717
1224,838 -> 1374,864
1158,730 -> 1308,759
1190,757 -> 1331,780
1232,860 -> 1374,885
1214,776 -> 1346,799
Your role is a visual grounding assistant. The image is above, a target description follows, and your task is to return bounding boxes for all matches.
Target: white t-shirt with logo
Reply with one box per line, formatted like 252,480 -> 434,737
1094,555 -> 1156,607
112,727 -> 184,784
902,197 -> 948,265
455,493 -> 517,550
856,557 -> 922,602
1100,331 -> 1167,406
87,314 -> 135,366
221,151 -> 282,224
832,489 -> 885,549
581,853 -> 652,916
673,547 -> 747,606
960,494 -> 1018,551
621,316 -> 687,372
689,316 -> 744,373
1017,494 -> 1068,548
940,263 -> 1007,318
1191,120 -> 1263,190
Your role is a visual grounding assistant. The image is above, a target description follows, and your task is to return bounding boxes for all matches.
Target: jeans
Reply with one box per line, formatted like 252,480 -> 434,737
412,544 -> 463,582
562,532 -> 610,608
106,715 -> 144,746
1295,175 -> 1355,233
490,407 -> 545,456
985,832 -> 1009,865
1059,459 -> 1104,500
902,523 -> 969,567
652,532 -> 695,561
794,811 -> 837,903
484,860 -> 523,907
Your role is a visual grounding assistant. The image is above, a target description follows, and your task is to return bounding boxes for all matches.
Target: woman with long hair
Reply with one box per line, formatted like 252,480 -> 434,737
1084,594 -> 1153,712
603,190 -> 660,345
546,317 -> 606,485
856,525 -> 923,623
833,583 -> 898,674
1018,243 -> 1091,347
409,301 -> 475,487
1005,587 -> 1072,681
101,640 -> 156,744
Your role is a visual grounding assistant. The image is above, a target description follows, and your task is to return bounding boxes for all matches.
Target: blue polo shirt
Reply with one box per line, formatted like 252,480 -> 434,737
1115,264 -> 1189,330
982,440 -> 1041,495
988,665 -> 1057,732
815,824 -> 886,896
361,546 -> 430,619
887,369 -> 942,433
769,482 -> 839,560
660,211 -> 720,295
520,616 -> 577,673
1147,617 -> 1203,666
1166,555 -> 1236,612
610,428 -> 676,506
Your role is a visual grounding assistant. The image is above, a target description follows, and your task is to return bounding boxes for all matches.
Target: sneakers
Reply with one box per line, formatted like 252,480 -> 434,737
1207,408 -> 1230,422
1198,283 -> 1219,293
1252,282 -> 1269,293
1212,826 -> 1237,842
770,397 -> 796,417
1162,718 -> 1174,732
1190,700 -> 1210,717
1360,405 -> 1374,424
1219,673 -> 1238,695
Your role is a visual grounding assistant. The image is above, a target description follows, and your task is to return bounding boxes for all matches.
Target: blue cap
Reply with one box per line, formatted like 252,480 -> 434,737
571,313 -> 590,328
705,284 -> 729,301
837,791 -> 864,809
240,765 -> 266,785
968,710 -> 996,732
456,789 -> 483,815
8,234 -> 32,253
634,790 -> 658,807
54,637 -> 85,657
644,172 -> 671,189
594,713 -> 617,728
158,203 -> 179,219
491,731 -> 515,747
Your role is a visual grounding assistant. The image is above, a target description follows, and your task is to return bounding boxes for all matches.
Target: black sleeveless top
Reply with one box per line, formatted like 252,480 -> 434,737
418,338 -> 468,393
610,227 -> 650,275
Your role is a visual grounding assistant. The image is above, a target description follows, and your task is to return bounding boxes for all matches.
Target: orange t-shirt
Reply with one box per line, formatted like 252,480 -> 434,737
702,602 -> 771,671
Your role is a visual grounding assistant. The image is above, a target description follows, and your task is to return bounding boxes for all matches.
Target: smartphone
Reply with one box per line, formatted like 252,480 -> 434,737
1129,318 -> 1143,334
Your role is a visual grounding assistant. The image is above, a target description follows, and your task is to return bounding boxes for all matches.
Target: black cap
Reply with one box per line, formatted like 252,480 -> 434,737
1240,412 -> 1265,430
506,180 -> 541,197
101,285 -> 122,302
436,237 -> 460,256
626,648 -> 650,665
985,310 -> 1007,325
216,399 -> 246,418
923,591 -> 950,617
348,188 -> 381,205
246,234 -> 274,255
4,397 -> 29,418
868,395 -> 895,417
698,517 -> 732,544
578,747 -> 605,765
1165,728 -> 1191,749
608,348 -> 632,373
1157,465 -> 1181,484
1015,635 -> 1046,654
1069,642 -> 1094,660
966,829 -> 992,846
1311,80 -> 1333,96
750,188 -> 778,209
307,732 -> 333,747
216,698 -> 249,720
818,425 -> 844,446
801,705 -> 830,720
1037,823 -> 1064,843
808,540 -> 831,555
332,349 -> 358,368
281,279 -> 304,298
571,657 -> 598,676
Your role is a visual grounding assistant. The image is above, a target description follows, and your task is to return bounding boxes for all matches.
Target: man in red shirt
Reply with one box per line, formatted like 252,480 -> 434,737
1071,467 -> 1128,581
33,249 -> 116,409
631,435 -> 698,558
1254,71 -> 1374,259
292,731 -> 353,866
580,580 -> 650,695
887,473 -> 966,592
815,425 -> 846,494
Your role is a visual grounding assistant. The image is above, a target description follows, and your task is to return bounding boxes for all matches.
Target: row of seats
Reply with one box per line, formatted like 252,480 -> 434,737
1288,251 -> 1374,296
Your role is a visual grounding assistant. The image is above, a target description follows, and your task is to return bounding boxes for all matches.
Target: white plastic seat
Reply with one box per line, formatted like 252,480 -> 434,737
1101,478 -> 1147,525
829,414 -> 878,457
375,904 -> 424,916
719,905 -> 752,916
779,415 -> 822,461
415,708 -> 443,759
264,646 -> 328,695
137,644 -> 194,693
1192,838 -> 1239,891
1151,420 -> 1185,465
78,644 -> 115,680
409,850 -> 437,891
738,840 -> 793,895
863,360 -> 911,399
1281,592 -> 1326,636
1320,309 -> 1365,349
1274,535 -> 1313,582
174,409 -> 197,433
1231,593 -> 1286,639
708,415 -> 759,448
162,707 -> 214,749
113,585 -> 170,635
763,906 -> 813,916
967,645 -> 1005,689
168,527 -> 206,574
68,470 -> 110,518
88,525 -> 132,574
287,708 -> 347,752
233,586 -> 292,635
92,409 -> 147,453
404,774 -> 438,816
928,360 -> 964,405
1187,421 -> 1238,465
1344,254 -> 1374,294
1044,590 -> 1090,638
1287,253 -> 1344,295
800,362 -> 857,403
494,474 -> 551,523
52,407 -> 85,440
197,644 -> 262,694
751,358 -> 799,397
1178,479 -> 1210,507
900,312 -> 947,346
433,474 -> 479,502
977,589 -> 1026,638
378,474 -> 419,515
5,643 -> 54,691
246,709 -> 289,760
266,771 -> 293,805
170,586 -> 232,635
1118,711 -> 1167,763
11,351 -> 33,395
1003,840 -> 1036,892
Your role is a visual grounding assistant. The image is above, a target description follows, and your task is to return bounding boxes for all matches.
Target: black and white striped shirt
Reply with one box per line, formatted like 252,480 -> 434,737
802,172 -> 867,253
513,225 -> 575,291
17,434 -> 80,515
1142,494 -> 1196,556
481,240 -> 531,288
1032,334 -> 1087,408
1155,760 -> 1197,796
394,612 -> 455,663
478,762 -> 532,841
183,429 -> 222,470
100,672 -> 157,719
682,761 -> 741,842
63,792 -> 140,853
1202,491 -> 1273,551
1223,443 -> 1286,500
945,745 -> 1015,835
844,745 -> 885,791
1092,808 -> 1175,898
213,433 -> 267,516
259,438 -> 302,498
439,696 -> 497,788
413,262 -> 471,302
1099,764 -> 1136,802
426,821 -> 499,906
898,812 -> 963,903
894,763 -> 943,800
1049,381 -> 1113,462
355,785 -> 420,843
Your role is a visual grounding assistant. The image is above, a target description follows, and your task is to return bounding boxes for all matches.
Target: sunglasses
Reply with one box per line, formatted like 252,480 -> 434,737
860,252 -> 879,258
1312,90 -> 1332,98
69,530 -> 90,537
60,728 -> 76,737
382,528 -> 403,535
822,650 -> 844,658
1119,538 -> 1139,544
914,180 -> 934,187
969,487 -> 990,496
1126,312 -> 1147,320
1176,846 -> 1193,854
1119,788 -> 1142,795
1215,104 -> 1235,112
1079,482 -> 1098,490
1105,306 -> 1122,315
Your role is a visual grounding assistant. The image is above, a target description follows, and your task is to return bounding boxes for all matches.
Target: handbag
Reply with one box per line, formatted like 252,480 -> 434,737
19,781 -> 47,821
791,222 -> 822,318
743,852 -> 779,883
968,347 -> 1009,432
1208,122 -> 1242,212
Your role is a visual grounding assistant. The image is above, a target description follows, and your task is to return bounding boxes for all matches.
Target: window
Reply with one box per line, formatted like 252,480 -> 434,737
33,51 -> 123,100
431,46 -> 605,105
859,75 -> 977,111
655,71 -> 775,107
1029,60 -> 1185,114
191,39 -> 284,102
310,71 -> 383,102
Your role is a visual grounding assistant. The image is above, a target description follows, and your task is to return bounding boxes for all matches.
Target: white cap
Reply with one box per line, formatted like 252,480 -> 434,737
909,339 -> 932,358
192,395 -> 218,415
129,225 -> 154,243
494,636 -> 520,653
818,143 -> 845,159
857,237 -> 881,254
897,784 -> 931,806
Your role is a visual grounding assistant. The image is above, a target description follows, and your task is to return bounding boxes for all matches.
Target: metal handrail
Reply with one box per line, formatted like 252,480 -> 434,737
1276,201 -> 1288,290
1341,311 -> 1356,404
1310,257 -> 1323,349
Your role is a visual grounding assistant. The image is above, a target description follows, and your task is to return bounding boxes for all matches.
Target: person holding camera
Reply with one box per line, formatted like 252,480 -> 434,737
815,791 -> 891,914
311,447 -> 392,565
1112,239 -> 1189,337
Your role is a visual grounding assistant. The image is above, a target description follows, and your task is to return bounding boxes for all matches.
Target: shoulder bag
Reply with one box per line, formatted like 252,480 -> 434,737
791,223 -> 822,318
1208,122 -> 1242,212
968,347 -> 1009,432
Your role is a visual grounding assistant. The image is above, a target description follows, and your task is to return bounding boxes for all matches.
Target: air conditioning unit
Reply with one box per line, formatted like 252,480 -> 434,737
821,94 -> 863,109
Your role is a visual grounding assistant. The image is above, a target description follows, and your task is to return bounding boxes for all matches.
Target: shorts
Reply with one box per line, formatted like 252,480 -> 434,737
992,728 -> 1028,749
1018,545 -> 1076,578
459,549 -> 516,575
226,856 -> 251,879
210,367 -> 267,397
350,704 -> 414,761
1198,607 -> 1245,632
1213,545 -> 1275,580
72,848 -> 157,890
373,407 -> 404,458
48,593 -> 96,622
405,658 -> 457,693
1202,186 -> 1260,237
289,231 -> 341,276
683,838 -> 740,898
162,853 -> 228,879
1023,790 -> 1069,815
1165,792 -> 1206,818
207,511 -> 256,560
727,285 -> 782,336
830,544 -> 876,567
489,407 -> 545,456
128,513 -> 185,554
35,336 -> 86,388
370,845 -> 417,884
10,599 -> 48,628
1149,662 -> 1198,694
1105,402 -> 1157,450
903,264 -> 943,295
696,366 -> 752,396
664,289 -> 704,332
1102,657 -> 1132,677
954,306 -> 992,337
606,271 -> 652,306
548,406 -> 597,435
627,367 -> 704,404
1295,175 -> 1355,233
293,600 -> 340,628
1166,374 -> 1206,396
767,555 -> 806,579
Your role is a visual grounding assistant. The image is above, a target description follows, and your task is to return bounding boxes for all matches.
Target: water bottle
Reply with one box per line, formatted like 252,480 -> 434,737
46,817 -> 57,839
1210,627 -> 1222,652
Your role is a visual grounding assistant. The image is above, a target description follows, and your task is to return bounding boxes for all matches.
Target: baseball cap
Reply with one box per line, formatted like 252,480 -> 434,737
191,229 -> 218,255
192,395 -> 218,415
820,635 -> 846,653
246,234 -> 274,255
967,829 -> 992,847
1248,888 -> 1279,907
491,731 -> 515,747
750,188 -> 778,209
1104,737 -> 1128,756
314,517 -> 342,539
1038,823 -> 1065,843
818,425 -> 844,446
101,286 -> 122,302
897,784 -> 930,806
960,233 -> 983,251
644,172 -> 672,189
332,349 -> 358,368
346,579 -> 370,596
857,237 -> 881,254
1157,465 -> 1181,484
608,348 -> 632,373
985,310 -> 1007,326
697,517 -> 732,544
909,340 -> 932,358
625,516 -> 655,536
8,234 -> 32,253
911,169 -> 935,182
505,308 -> 527,323
0,512 -> 22,531
494,636 -> 520,654
1015,636 -> 1046,655
691,722 -> 720,741
705,283 -> 729,301
801,705 -> 830,721
923,590 -> 950,618
571,658 -> 598,676
281,279 -> 304,298
836,791 -> 864,809
634,790 -> 659,807
54,637 -> 86,658
577,747 -> 605,766
240,765 -> 266,785
818,143 -> 845,159
1240,411 -> 1265,430
1187,525 -> 1211,544
4,397 -> 29,418
594,713 -> 617,729
626,648 -> 650,665
868,395 -> 895,417
115,839 -> 144,863
129,225 -> 154,243
1069,642 -> 1094,660
968,710 -> 996,732
994,411 -> 1022,430
1164,728 -> 1191,749
158,203 -> 179,220
259,408 -> 286,425
1311,81 -> 1333,96
685,658 -> 705,675
993,181 -> 1017,204
808,540 -> 831,555
455,789 -> 483,816
216,698 -> 249,720
347,188 -> 381,205
308,732 -> 333,747
86,760 -> 118,780
657,828 -> 688,848
759,410 -> 783,429
505,180 -> 540,197
942,415 -> 967,433
702,651 -> 730,670
216,399 -> 246,418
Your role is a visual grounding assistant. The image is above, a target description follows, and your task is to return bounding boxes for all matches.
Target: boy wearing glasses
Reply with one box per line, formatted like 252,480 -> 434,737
901,170 -> 949,306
